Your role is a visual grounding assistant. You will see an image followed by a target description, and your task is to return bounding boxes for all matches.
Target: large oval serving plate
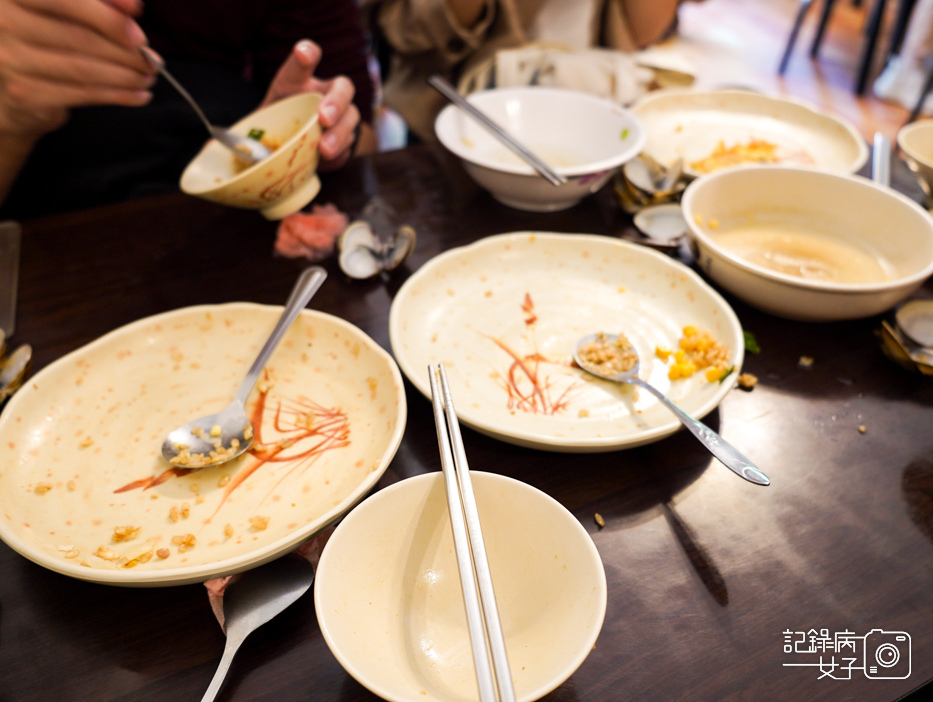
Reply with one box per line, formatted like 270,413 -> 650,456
389,232 -> 743,452
632,89 -> 868,177
0,304 -> 406,586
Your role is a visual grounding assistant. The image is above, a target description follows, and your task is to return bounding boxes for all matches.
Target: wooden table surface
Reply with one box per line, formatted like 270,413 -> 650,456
1,144 -> 932,702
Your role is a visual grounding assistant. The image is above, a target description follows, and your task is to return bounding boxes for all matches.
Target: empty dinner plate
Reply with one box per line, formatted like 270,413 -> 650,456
389,232 -> 744,452
0,304 -> 406,586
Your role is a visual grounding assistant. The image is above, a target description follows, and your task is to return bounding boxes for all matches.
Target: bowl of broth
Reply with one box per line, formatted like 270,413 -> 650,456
434,86 -> 645,211
680,166 -> 933,321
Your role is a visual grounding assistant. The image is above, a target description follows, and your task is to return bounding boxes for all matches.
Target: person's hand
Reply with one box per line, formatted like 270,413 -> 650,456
261,40 -> 362,172
0,0 -> 155,140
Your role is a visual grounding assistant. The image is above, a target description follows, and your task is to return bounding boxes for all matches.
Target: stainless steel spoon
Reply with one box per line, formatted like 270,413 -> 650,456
140,47 -> 272,166
201,555 -> 316,702
573,333 -> 770,486
161,266 -> 327,467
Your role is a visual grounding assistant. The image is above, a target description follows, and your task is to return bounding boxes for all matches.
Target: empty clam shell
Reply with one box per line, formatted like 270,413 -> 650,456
0,343 -> 32,401
338,221 -> 416,280
895,300 -> 933,348
633,203 -> 688,248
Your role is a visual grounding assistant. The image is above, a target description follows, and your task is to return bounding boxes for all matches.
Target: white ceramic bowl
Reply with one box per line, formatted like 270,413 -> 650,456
180,92 -> 322,220
680,166 -> 933,321
434,86 -> 645,212
897,119 -> 933,194
315,471 -> 607,702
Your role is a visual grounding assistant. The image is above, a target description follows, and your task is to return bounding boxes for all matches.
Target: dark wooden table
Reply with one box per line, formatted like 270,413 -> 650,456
2,144 -> 932,702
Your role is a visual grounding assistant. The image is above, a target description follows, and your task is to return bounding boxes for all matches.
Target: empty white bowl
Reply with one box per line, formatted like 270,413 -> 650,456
434,86 -> 645,211
315,471 -> 607,702
180,92 -> 322,220
680,166 -> 933,321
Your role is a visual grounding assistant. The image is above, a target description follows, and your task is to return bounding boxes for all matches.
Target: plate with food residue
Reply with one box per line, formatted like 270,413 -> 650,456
632,89 -> 868,178
389,232 -> 743,452
0,304 -> 406,586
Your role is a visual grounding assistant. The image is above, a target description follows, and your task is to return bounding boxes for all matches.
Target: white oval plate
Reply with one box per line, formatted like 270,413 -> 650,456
632,88 -> 869,177
0,304 -> 406,586
389,232 -> 743,452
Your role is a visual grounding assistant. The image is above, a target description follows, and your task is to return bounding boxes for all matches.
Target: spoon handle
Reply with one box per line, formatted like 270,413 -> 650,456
631,378 -> 770,486
235,266 -> 327,407
200,632 -> 247,702
140,47 -> 214,136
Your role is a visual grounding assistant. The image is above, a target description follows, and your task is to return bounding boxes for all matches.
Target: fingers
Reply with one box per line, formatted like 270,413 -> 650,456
261,39 -> 322,108
318,102 -> 361,172
0,0 -> 154,133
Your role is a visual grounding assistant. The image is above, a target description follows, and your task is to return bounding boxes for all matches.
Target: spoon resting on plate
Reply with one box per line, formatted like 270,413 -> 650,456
574,332 -> 770,486
162,266 -> 327,468
140,46 -> 272,166
201,555 -> 316,702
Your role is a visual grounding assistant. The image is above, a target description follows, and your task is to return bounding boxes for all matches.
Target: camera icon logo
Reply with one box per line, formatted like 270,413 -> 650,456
864,630 -> 911,679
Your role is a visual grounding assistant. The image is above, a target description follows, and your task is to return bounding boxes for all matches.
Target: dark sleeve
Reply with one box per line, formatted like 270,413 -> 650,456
142,0 -> 376,126
252,0 -> 377,125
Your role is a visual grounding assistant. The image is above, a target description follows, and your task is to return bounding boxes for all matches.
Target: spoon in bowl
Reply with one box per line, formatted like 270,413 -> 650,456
161,266 -> 327,468
573,333 -> 770,486
140,47 -> 272,166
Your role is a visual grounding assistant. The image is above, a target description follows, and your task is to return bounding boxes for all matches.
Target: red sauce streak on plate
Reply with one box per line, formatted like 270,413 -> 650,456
521,292 -> 537,326
114,467 -> 193,493
486,337 -> 577,415
114,384 -> 349,509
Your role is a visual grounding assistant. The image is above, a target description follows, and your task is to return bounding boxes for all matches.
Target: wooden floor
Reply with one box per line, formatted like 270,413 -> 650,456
674,0 -> 911,140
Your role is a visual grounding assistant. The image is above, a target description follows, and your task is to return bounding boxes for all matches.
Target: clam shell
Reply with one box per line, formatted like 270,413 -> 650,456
338,221 -> 416,279
895,299 -> 933,348
0,343 -> 32,401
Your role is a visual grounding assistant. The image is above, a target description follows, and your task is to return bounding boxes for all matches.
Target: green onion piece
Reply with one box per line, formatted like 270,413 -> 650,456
620,128 -> 630,140
718,366 -> 735,384
247,128 -> 265,141
744,331 -> 761,354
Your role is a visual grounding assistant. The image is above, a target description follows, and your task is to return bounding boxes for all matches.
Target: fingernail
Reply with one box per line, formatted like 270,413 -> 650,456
320,104 -> 337,124
296,40 -> 314,58
127,20 -> 147,46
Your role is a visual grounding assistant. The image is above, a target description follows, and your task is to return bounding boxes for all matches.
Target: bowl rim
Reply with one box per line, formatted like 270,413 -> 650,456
681,165 -> 933,294
897,119 -> 933,170
180,91 -> 323,194
314,470 -> 608,702
434,86 -> 647,177
632,87 -> 870,175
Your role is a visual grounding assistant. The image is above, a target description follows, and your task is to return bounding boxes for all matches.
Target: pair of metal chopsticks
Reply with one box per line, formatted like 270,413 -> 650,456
428,364 -> 516,702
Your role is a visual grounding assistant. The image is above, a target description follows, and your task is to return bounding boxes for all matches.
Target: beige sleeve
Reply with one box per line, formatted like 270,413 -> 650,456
373,0 -> 497,68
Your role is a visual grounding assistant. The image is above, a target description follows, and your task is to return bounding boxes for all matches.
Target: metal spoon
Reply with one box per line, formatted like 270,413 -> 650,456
140,47 -> 272,166
161,266 -> 327,467
573,333 -> 770,486
201,555 -> 316,702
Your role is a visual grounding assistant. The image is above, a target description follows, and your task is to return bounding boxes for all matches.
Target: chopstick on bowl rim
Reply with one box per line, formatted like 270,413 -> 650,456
427,74 -> 567,187
428,363 -> 517,702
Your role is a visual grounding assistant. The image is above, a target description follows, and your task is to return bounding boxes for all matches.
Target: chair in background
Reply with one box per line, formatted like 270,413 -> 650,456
778,0 -> 917,94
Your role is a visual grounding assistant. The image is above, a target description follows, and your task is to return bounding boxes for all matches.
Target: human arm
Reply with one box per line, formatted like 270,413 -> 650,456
0,0 -> 155,205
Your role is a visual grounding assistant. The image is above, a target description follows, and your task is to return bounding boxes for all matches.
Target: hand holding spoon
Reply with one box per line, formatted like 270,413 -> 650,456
162,266 -> 327,468
574,333 -> 769,486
